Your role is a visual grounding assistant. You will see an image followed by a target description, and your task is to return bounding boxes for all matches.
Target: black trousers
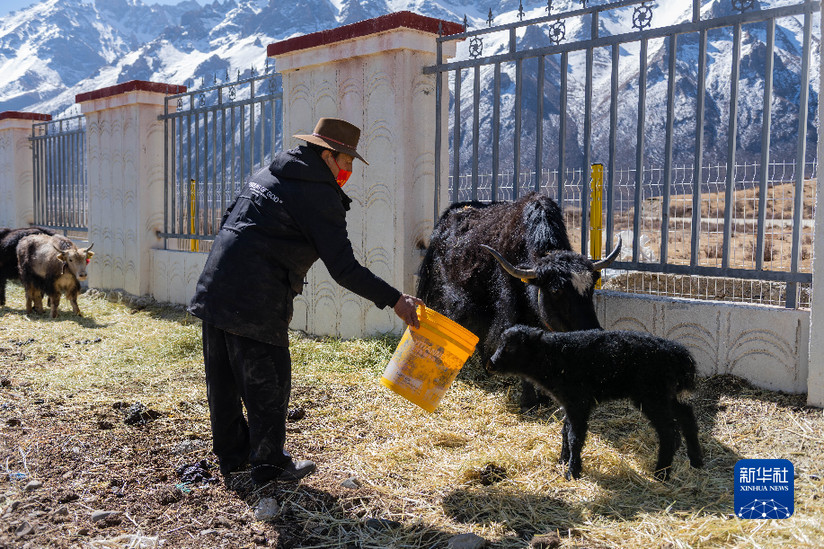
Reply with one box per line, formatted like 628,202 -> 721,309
202,321 -> 292,473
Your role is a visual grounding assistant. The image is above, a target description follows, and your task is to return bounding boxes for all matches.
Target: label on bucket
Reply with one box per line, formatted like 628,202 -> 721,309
381,329 -> 466,413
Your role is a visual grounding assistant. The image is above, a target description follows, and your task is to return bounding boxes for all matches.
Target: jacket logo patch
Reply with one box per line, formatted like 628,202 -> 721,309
249,182 -> 283,204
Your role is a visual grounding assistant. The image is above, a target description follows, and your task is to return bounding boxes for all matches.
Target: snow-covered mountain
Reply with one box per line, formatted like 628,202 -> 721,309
0,0 -> 818,172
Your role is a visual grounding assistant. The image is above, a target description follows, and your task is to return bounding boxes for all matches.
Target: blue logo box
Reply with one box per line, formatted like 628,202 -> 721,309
734,459 -> 794,519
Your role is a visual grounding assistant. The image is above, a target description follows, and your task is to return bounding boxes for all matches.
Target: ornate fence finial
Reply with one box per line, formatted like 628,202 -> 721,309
438,21 -> 443,36
549,20 -> 566,44
225,68 -> 230,82
632,2 -> 653,31
469,36 -> 483,59
463,14 -> 468,32
581,0 -> 587,7
236,69 -> 241,82
487,8 -> 494,27
547,0 -> 553,15
518,0 -> 525,21
251,65 -> 256,77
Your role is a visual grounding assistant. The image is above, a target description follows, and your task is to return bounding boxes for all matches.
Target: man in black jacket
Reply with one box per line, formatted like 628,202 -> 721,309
189,117 -> 423,485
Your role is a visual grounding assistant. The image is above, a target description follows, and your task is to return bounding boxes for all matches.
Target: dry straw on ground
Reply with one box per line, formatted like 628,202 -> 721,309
1,283 -> 823,548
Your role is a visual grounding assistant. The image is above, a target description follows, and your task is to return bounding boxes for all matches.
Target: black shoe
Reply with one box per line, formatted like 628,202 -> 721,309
251,460 -> 316,485
278,459 -> 316,481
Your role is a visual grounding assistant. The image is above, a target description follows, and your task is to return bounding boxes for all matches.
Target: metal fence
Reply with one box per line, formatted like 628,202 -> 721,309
428,0 -> 819,308
450,159 -> 816,307
29,115 -> 88,234
158,70 -> 283,250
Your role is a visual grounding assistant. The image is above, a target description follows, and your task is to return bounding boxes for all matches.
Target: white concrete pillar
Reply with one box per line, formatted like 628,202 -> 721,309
268,12 -> 462,338
76,81 -> 186,296
0,111 -> 50,228
807,2 -> 824,407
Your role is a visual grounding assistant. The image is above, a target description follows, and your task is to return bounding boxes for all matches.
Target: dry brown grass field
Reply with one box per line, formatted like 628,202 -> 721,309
1,285 -> 823,548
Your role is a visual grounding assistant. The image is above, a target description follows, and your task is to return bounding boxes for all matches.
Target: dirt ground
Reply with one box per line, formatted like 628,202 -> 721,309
2,365 -> 823,548
0,372 -> 378,548
1,286 -> 823,548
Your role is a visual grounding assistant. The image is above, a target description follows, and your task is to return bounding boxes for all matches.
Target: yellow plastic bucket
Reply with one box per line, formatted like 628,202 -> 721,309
380,306 -> 479,412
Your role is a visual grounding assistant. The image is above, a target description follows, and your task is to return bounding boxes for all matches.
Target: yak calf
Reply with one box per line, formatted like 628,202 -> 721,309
17,234 -> 94,318
487,326 -> 704,481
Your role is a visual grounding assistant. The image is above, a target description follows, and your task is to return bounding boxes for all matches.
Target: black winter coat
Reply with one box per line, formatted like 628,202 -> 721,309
188,146 -> 401,346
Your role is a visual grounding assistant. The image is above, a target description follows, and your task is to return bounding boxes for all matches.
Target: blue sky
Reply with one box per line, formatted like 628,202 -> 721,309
1,0 -> 205,18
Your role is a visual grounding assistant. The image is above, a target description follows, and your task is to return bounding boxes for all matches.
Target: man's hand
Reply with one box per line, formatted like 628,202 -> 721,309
394,294 -> 424,329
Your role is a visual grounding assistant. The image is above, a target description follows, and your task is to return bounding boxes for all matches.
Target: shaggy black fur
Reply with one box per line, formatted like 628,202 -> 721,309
416,193 -> 604,408
0,226 -> 55,307
488,326 -> 704,481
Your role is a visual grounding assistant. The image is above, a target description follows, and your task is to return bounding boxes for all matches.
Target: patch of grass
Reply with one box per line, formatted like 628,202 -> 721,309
1,281 -> 823,548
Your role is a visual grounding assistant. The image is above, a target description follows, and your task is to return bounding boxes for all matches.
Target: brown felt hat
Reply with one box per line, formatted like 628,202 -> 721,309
294,117 -> 368,165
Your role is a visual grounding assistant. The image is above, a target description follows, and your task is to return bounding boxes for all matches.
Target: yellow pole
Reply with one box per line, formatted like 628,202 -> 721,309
590,163 -> 603,289
190,179 -> 199,252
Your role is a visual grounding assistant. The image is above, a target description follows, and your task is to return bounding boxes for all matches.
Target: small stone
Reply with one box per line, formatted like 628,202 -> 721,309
51,506 -> 70,523
6,418 -> 21,427
0,377 -> 11,387
97,420 -> 114,430
77,528 -> 89,536
122,402 -> 163,425
91,510 -> 119,522
23,480 -> 43,492
448,533 -> 488,549
15,521 -> 33,538
254,497 -> 280,521
341,477 -> 361,489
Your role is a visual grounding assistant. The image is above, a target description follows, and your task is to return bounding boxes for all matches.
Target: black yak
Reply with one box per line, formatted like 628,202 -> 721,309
488,326 -> 704,481
416,193 -> 620,408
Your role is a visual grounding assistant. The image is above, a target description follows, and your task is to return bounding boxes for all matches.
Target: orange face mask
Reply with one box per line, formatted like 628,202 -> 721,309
333,156 -> 352,187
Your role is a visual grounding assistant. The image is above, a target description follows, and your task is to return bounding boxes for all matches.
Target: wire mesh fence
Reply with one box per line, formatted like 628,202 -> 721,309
449,159 -> 816,308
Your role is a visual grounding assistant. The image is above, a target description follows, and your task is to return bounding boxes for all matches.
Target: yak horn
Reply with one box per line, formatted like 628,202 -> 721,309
592,236 -> 622,271
86,242 -> 94,252
480,244 -> 537,281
